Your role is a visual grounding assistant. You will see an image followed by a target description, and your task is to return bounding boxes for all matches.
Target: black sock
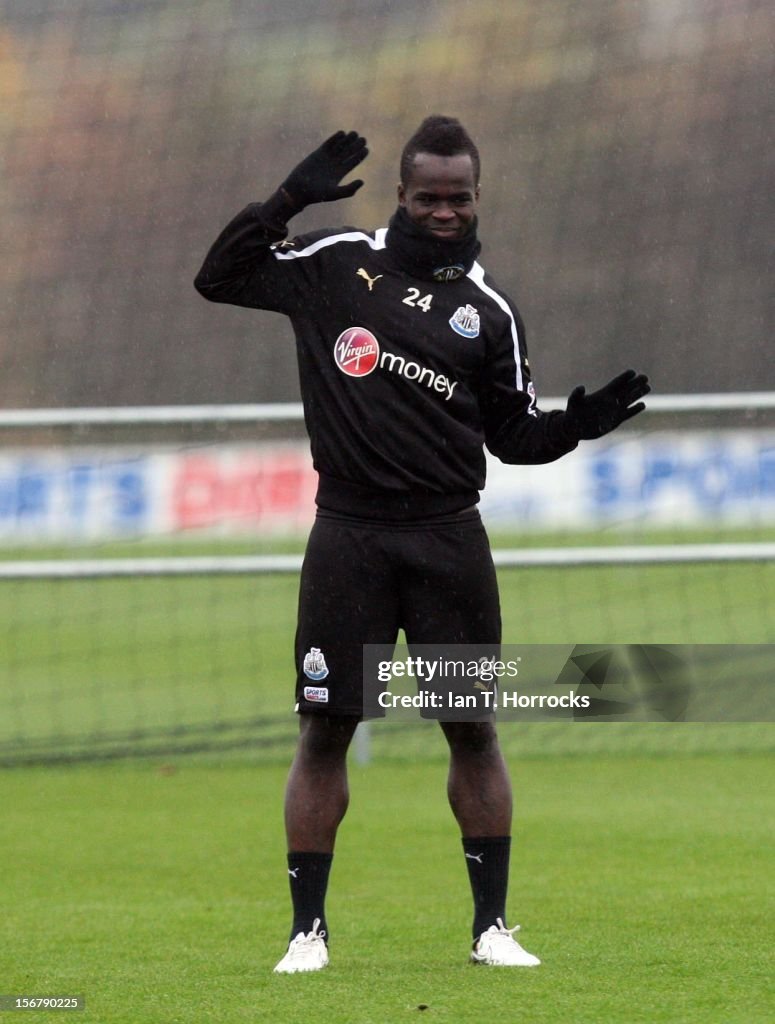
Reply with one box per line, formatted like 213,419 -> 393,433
287,851 -> 333,944
462,836 -> 511,939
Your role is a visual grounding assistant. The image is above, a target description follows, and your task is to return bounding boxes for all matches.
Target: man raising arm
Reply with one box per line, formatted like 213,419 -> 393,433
195,117 -> 649,973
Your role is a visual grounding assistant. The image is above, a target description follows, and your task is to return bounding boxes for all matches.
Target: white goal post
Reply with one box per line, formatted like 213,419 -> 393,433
0,543 -> 774,581
0,392 -> 774,429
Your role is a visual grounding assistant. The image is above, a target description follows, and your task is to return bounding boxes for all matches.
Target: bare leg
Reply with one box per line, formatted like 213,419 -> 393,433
284,714 -> 359,852
440,720 -> 512,836
441,719 -> 517,943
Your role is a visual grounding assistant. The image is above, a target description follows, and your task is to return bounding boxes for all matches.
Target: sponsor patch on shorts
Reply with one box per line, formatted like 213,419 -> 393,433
303,686 -> 329,703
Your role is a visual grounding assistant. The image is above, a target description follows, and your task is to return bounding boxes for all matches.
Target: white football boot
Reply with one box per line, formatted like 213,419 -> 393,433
273,918 -> 329,974
470,918 -> 541,966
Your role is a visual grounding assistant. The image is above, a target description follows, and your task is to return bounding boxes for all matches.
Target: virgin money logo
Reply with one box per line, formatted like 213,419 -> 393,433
334,327 -> 380,377
333,326 -> 459,401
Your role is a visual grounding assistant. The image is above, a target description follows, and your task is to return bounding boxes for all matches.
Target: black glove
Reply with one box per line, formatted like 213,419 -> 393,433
280,130 -> 368,211
562,369 -> 650,440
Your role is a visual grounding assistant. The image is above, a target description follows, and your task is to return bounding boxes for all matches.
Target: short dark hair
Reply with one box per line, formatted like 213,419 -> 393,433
400,115 -> 481,186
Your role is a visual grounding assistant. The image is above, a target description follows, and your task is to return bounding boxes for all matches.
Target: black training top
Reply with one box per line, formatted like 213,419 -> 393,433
194,203 -> 577,520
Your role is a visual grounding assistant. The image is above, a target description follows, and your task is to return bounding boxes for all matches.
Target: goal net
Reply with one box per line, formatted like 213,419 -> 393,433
0,399 -> 772,765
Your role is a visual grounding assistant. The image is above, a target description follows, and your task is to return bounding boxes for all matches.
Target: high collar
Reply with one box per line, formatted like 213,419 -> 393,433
385,205 -> 481,283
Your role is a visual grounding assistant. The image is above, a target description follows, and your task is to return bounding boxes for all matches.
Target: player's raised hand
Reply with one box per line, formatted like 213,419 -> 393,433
281,131 -> 368,210
563,369 -> 650,440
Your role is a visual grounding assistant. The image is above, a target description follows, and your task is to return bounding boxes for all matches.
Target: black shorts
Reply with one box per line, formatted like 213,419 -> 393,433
294,507 -> 501,717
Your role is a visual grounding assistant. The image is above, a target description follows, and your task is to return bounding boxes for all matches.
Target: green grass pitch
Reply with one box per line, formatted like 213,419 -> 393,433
0,750 -> 772,1024
0,538 -> 772,1021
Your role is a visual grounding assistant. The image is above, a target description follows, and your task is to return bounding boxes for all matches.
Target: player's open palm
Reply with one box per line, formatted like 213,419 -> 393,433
564,369 -> 650,439
282,131 -> 368,209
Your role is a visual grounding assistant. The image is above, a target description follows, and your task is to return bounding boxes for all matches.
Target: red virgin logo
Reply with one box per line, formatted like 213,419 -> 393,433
333,327 -> 380,377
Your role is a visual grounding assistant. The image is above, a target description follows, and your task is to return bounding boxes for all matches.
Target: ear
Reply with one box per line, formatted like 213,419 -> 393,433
397,181 -> 406,206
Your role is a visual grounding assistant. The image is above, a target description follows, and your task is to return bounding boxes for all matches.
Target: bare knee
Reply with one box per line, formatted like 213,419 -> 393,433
297,714 -> 359,765
441,720 -> 500,759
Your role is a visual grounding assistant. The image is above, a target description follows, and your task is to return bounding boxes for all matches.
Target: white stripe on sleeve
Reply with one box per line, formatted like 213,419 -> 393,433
467,261 -> 524,392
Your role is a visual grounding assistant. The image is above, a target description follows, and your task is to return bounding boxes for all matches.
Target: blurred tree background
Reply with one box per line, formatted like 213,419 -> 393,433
0,0 -> 771,408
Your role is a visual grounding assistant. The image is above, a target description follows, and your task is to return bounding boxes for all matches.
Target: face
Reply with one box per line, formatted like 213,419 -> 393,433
398,152 -> 479,240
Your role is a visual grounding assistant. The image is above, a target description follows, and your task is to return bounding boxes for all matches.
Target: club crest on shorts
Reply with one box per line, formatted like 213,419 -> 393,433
303,646 -> 329,681
449,304 -> 480,339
